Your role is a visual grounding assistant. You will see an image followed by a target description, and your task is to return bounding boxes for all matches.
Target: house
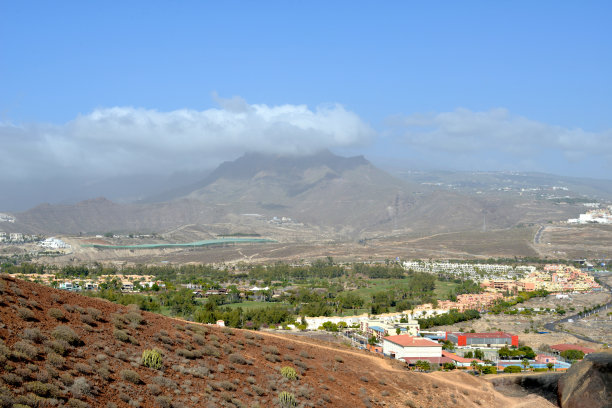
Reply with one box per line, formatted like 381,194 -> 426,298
535,354 -> 557,365
446,331 -> 518,348
550,344 -> 595,355
382,334 -> 442,360
441,351 -> 484,367
361,318 -> 420,340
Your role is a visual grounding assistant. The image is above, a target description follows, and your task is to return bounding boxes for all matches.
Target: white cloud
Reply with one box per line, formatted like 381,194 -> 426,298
389,108 -> 612,162
0,98 -> 374,181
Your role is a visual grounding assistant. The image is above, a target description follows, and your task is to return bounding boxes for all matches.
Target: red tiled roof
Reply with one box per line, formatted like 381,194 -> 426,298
441,351 -> 483,363
551,344 -> 596,354
383,335 -> 441,347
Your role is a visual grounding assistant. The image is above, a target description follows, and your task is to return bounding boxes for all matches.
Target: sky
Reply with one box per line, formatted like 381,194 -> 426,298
1,1 -> 611,210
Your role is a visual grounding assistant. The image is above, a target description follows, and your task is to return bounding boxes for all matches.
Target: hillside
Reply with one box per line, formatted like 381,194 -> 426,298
7,151 -> 583,239
0,276 -> 555,407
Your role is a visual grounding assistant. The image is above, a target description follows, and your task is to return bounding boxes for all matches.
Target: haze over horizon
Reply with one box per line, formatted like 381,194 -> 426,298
1,1 -> 611,211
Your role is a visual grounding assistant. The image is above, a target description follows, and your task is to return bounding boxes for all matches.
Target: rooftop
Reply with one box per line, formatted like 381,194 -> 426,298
551,344 -> 596,354
384,335 -> 441,347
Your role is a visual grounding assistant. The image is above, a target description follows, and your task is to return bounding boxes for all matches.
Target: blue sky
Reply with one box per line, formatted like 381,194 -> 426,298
1,1 -> 611,207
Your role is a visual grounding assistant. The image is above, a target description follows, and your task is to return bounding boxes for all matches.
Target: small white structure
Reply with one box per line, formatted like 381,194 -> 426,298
382,335 -> 442,359
39,237 -> 71,249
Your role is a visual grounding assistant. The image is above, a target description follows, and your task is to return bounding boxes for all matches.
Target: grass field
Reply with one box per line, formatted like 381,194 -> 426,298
350,278 -> 459,301
222,300 -> 291,310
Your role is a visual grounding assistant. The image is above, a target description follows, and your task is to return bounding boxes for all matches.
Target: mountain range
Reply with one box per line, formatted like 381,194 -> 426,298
2,151 -> 596,238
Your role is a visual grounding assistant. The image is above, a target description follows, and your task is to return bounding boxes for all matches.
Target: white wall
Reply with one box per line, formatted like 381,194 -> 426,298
382,339 -> 442,359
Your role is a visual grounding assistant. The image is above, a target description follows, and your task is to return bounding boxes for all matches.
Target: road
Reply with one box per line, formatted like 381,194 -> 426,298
533,225 -> 545,245
543,276 -> 612,345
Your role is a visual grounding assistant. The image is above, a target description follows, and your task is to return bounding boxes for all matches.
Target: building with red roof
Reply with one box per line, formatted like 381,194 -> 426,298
446,331 -> 518,348
441,350 -> 484,367
382,334 -> 442,360
551,344 -> 596,355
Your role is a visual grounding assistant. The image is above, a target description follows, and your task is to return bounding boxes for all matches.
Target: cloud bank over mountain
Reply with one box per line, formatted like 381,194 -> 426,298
1,99 -> 612,211
0,99 -> 374,181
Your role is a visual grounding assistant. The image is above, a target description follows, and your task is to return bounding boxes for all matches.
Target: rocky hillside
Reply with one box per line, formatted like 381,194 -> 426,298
0,276 -> 555,407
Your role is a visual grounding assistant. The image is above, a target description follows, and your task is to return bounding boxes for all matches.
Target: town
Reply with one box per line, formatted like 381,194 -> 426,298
3,259 -> 607,375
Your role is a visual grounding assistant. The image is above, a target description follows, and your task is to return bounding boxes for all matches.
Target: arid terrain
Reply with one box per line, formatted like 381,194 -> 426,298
430,292 -> 611,351
0,276 -> 558,407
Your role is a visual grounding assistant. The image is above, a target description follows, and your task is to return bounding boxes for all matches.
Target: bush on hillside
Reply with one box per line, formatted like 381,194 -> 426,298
142,349 -> 163,370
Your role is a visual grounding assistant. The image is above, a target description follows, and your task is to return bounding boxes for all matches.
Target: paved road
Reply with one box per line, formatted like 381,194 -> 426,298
543,276 -> 612,345
533,225 -> 545,245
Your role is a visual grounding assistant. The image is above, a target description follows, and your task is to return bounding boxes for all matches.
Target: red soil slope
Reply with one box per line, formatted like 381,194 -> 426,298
0,276 -> 555,407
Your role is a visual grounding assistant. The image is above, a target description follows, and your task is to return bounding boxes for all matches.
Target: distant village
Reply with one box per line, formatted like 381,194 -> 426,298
567,204 -> 612,224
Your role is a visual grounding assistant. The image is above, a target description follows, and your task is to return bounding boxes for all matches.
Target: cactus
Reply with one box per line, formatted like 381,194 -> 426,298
141,349 -> 163,370
280,366 -> 298,380
278,391 -> 297,407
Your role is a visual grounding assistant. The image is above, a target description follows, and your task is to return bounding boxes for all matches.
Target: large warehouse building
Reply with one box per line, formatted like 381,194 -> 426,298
446,332 -> 518,348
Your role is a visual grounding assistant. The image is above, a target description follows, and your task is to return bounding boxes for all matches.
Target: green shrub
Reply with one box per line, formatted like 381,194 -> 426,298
25,381 -> 60,398
48,352 -> 66,368
120,369 -> 141,384
482,366 -> 497,374
48,339 -> 70,356
52,325 -> 81,346
281,366 -> 298,380
142,349 -> 163,370
503,366 -> 522,373
278,391 -> 297,407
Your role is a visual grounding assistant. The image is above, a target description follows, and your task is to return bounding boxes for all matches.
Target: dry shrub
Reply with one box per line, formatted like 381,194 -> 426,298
71,377 -> 91,398
120,369 -> 141,384
47,308 -> 65,321
22,328 -> 47,344
13,340 -> 39,360
17,307 -> 36,321
52,325 -> 81,346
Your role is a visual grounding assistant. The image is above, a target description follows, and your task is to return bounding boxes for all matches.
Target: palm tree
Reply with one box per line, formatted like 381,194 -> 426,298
546,362 -> 554,371
521,358 -> 530,372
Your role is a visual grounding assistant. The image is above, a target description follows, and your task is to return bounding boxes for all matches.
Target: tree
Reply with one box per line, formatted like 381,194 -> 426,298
560,349 -> 585,361
396,328 -> 401,335
368,335 -> 378,346
442,362 -> 456,370
546,362 -> 554,371
415,360 -> 431,371
521,358 -> 530,372
474,349 -> 484,360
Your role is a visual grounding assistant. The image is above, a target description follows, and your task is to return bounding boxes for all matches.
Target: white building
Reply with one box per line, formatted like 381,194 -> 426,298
382,334 -> 442,359
39,237 -> 71,249
9,233 -> 23,242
